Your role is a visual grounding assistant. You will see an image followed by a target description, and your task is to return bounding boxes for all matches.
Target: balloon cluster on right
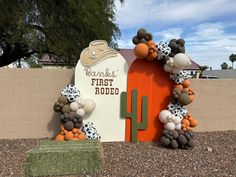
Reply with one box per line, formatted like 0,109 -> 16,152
132,28 -> 198,149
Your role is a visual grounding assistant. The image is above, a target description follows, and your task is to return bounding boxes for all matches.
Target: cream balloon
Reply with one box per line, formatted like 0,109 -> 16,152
173,53 -> 191,69
173,116 -> 181,124
75,97 -> 85,106
164,122 -> 175,131
159,110 -> 172,124
175,123 -> 182,130
83,98 -> 96,114
76,108 -> 85,117
164,64 -> 173,73
70,102 -> 79,112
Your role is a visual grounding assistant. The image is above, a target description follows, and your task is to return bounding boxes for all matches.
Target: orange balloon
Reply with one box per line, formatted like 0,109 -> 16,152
60,124 -> 65,131
55,134 -> 65,141
74,133 -> 79,138
78,133 -> 87,140
189,95 -> 194,102
147,40 -> 156,46
149,44 -> 157,51
181,119 -> 190,126
174,84 -> 184,90
65,131 -> 74,140
134,43 -> 149,59
182,79 -> 190,88
189,117 -> 198,127
146,52 -> 158,61
72,128 -> 79,134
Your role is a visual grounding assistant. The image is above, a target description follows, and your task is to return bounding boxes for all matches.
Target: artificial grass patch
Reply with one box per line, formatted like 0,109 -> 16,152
25,140 -> 103,177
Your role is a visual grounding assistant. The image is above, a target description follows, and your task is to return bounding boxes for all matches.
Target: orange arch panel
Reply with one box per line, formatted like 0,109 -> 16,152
125,59 -> 174,142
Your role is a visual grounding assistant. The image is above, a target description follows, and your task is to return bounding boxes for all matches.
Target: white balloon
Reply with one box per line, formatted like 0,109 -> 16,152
83,98 -> 96,114
76,108 -> 85,117
164,64 -> 172,73
175,123 -> 182,130
159,110 -> 172,124
173,53 -> 191,69
75,97 -> 85,106
70,102 -> 79,111
164,122 -> 175,131
166,57 -> 174,66
172,116 -> 181,124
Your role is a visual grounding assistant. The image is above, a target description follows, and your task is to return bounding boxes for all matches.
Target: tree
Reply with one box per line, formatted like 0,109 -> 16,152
0,0 -> 124,67
229,53 -> 236,69
199,65 -> 209,78
221,62 -> 228,70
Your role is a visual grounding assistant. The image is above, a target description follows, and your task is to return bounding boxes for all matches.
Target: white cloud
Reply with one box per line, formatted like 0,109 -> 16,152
116,0 -> 236,29
117,39 -> 134,48
185,23 -> 236,69
194,23 -> 224,36
155,28 -> 183,41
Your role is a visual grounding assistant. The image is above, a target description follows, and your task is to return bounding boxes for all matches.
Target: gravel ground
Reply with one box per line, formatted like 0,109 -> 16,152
0,131 -> 235,177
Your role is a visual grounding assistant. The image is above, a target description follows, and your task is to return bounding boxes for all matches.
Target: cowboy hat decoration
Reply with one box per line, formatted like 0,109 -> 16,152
80,40 -> 118,67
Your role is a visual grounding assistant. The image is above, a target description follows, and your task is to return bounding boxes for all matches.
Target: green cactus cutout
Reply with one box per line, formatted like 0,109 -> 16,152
121,89 -> 148,142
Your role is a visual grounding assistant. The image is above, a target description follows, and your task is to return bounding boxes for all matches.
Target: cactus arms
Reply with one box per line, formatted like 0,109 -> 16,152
121,89 -> 148,142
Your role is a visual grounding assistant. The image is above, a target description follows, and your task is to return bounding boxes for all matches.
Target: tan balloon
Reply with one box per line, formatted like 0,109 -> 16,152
173,53 -> 191,69
83,99 -> 96,114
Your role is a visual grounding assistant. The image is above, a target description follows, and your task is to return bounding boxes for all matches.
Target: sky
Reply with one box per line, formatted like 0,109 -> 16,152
115,0 -> 236,69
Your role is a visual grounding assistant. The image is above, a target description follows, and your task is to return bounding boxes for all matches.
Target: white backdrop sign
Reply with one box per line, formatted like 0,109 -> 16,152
75,40 -> 128,142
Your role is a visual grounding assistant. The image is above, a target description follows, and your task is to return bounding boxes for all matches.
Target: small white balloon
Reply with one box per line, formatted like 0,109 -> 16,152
75,97 -> 85,106
83,98 -> 96,114
164,122 -> 175,131
173,116 -> 181,124
70,102 -> 79,111
175,123 -> 182,130
167,57 -> 174,66
164,64 -> 172,73
159,110 -> 172,124
76,108 -> 85,117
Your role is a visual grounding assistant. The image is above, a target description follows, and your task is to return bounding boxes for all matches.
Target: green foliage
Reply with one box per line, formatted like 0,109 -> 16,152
0,0 -> 124,67
229,53 -> 236,69
27,55 -> 42,68
121,89 -> 148,142
199,65 -> 209,78
221,62 -> 228,70
25,140 -> 103,176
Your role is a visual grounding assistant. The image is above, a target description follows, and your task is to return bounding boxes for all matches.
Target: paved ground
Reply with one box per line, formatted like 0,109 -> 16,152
0,131 -> 235,177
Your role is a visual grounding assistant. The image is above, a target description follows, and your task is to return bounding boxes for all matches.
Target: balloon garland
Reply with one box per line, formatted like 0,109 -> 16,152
53,84 -> 101,141
132,28 -> 198,149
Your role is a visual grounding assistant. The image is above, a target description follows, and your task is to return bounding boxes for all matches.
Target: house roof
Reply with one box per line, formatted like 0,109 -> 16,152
203,69 -> 236,79
118,48 -> 201,70
38,54 -> 76,66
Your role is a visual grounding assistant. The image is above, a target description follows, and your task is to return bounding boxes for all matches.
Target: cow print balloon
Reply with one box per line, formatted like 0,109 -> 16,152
157,41 -> 171,60
167,102 -> 187,119
170,70 -> 191,84
81,122 -> 101,140
61,84 -> 80,102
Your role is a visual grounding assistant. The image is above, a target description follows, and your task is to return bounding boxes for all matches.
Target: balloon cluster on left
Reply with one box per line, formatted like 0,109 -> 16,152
53,84 -> 100,141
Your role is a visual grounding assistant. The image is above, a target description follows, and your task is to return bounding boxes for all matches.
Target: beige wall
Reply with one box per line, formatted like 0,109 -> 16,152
0,68 -> 74,139
0,68 -> 235,139
187,79 -> 236,132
